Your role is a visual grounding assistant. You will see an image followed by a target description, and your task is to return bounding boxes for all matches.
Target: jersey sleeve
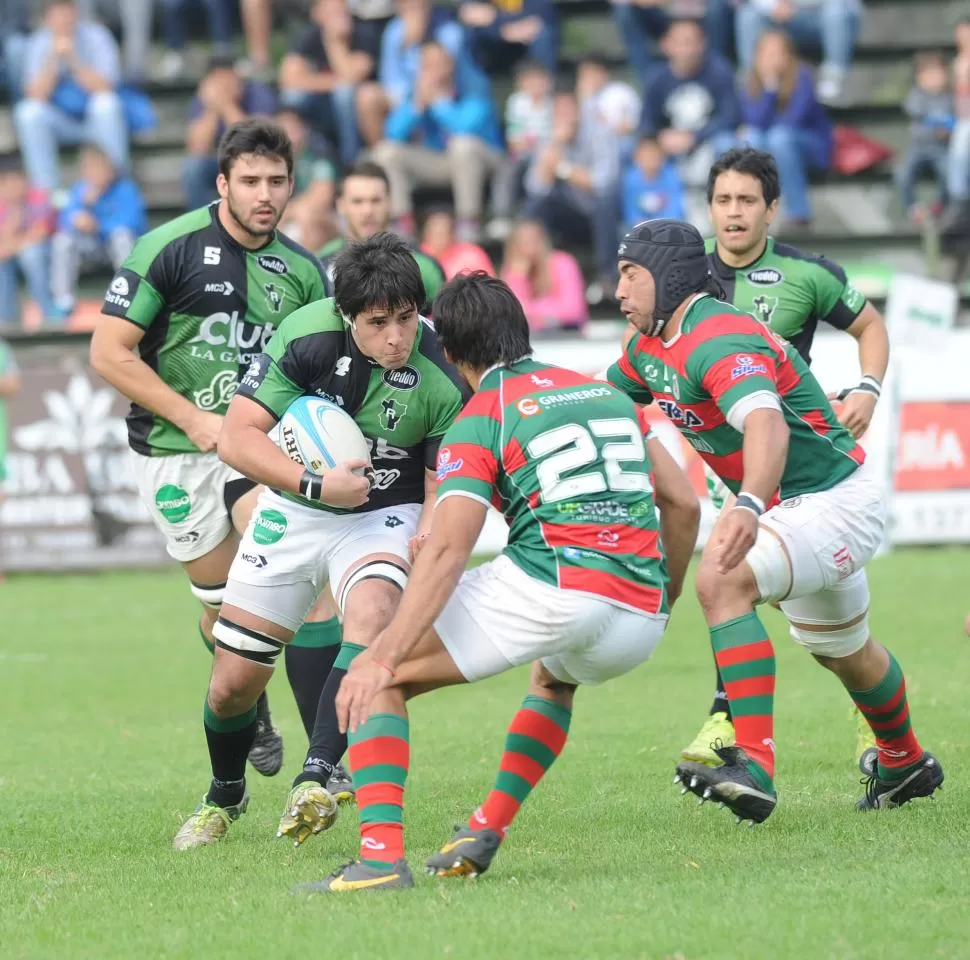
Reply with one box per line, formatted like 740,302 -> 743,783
101,233 -> 177,329
812,255 -> 867,330
421,373 -> 466,470
434,410 -> 500,508
605,335 -> 655,405
235,319 -> 306,420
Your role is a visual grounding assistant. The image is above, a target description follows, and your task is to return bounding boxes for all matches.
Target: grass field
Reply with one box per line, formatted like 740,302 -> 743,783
2,548 -> 967,959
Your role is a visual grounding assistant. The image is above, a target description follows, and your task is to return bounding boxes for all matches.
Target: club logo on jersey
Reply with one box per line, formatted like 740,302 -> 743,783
256,254 -> 289,275
253,509 -> 288,545
517,398 -> 541,417
263,282 -> 285,314
833,544 -> 855,580
747,268 -> 783,286
382,366 -> 420,391
436,448 -> 464,481
155,484 -> 191,523
657,399 -> 704,429
530,374 -> 554,388
194,369 -> 238,411
379,398 -> 407,432
731,354 -> 768,380
752,294 -> 778,326
384,515 -> 403,528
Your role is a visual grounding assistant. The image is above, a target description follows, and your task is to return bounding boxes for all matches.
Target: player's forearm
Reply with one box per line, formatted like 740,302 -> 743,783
855,318 -> 890,383
415,474 -> 438,537
0,373 -> 21,398
659,499 -> 700,606
371,538 -> 467,669
217,422 -> 306,493
90,339 -> 200,433
739,409 -> 788,507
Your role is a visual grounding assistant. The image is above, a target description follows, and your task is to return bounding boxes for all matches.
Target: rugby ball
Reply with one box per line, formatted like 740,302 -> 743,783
278,396 -> 371,475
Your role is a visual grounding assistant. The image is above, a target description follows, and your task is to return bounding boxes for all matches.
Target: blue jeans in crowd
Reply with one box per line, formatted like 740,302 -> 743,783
280,86 -> 360,169
2,32 -> 27,100
736,0 -> 860,71
949,121 -> 970,200
0,242 -> 55,327
182,153 -> 220,210
525,180 -> 619,280
13,93 -> 129,191
897,143 -> 949,211
159,0 -> 235,52
740,126 -> 830,221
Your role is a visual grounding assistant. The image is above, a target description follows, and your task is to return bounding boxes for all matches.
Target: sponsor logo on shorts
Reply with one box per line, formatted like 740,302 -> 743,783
731,354 -> 768,380
242,552 -> 268,568
252,509 -> 288,545
155,484 -> 191,523
256,254 -> 289,275
382,366 -> 420,391
780,496 -> 802,508
384,515 -> 403,528
173,531 -> 201,544
747,268 -> 783,286
517,397 -> 540,416
832,544 -> 855,580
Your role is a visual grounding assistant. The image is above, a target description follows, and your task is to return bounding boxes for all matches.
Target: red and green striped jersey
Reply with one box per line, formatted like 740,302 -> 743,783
435,358 -> 669,616
606,295 -> 864,500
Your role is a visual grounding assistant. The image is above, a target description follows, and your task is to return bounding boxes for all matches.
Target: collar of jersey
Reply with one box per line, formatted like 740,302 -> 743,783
660,293 -> 709,349
712,236 -> 773,278
210,201 -> 277,254
479,354 -> 534,387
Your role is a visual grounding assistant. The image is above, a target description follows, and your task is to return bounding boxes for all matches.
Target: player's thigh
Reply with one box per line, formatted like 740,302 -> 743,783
779,569 -> 871,659
326,504 -> 420,618
304,585 -> 340,624
745,466 -> 885,605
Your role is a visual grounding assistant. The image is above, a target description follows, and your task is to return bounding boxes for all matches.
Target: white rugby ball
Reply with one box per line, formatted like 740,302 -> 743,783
278,396 -> 371,475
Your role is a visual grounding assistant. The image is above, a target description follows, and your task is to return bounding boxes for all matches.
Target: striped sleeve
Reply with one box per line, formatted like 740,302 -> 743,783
687,334 -> 779,420
435,410 -> 500,507
606,335 -> 654,406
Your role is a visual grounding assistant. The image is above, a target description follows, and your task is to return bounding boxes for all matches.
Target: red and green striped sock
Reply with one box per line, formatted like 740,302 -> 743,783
711,612 -> 776,780
347,712 -> 409,867
470,695 -> 572,838
849,653 -> 924,780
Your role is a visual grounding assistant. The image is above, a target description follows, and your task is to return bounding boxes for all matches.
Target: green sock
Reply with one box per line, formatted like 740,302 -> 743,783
289,617 -> 342,649
199,622 -> 214,656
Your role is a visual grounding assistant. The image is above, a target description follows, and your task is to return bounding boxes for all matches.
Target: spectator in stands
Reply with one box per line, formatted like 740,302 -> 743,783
524,86 -> 622,294
372,39 -> 503,241
279,0 -> 385,166
638,18 -> 738,190
275,107 -> 338,249
1,0 -> 30,100
50,143 -> 145,316
621,134 -> 685,229
239,0 -> 273,81
947,18 -> 970,211
14,0 -> 130,192
0,154 -> 57,328
76,0 -> 153,85
737,29 -> 831,226
182,55 -> 278,210
420,206 -> 495,278
735,0 -> 862,105
501,218 -> 588,333
578,55 -> 640,160
488,58 -> 553,241
378,0 -> 466,110
458,0 -> 558,74
897,52 -> 952,224
157,0 -> 236,81
349,0 -> 396,54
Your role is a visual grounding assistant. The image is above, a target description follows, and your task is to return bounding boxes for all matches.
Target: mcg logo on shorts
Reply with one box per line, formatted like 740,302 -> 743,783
253,509 -> 288,545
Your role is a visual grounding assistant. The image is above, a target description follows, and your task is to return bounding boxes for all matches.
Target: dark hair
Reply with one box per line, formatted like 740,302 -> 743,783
514,57 -> 550,80
217,117 -> 294,179
579,54 -> 611,72
915,51 -> 947,73
338,159 -> 390,196
432,272 -> 531,371
204,53 -> 237,75
333,232 -> 425,319
665,16 -> 704,34
706,147 -> 781,206
0,152 -> 24,176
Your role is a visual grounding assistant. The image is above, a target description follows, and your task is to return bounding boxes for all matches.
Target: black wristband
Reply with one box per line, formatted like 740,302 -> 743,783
299,470 -> 323,501
735,492 -> 764,517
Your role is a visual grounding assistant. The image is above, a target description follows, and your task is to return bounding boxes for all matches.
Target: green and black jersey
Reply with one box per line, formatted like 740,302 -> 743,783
237,298 -> 470,513
102,204 -> 329,456
318,236 -> 446,314
705,237 -> 867,364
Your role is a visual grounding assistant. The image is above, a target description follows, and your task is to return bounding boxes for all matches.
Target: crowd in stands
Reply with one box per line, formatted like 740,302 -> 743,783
0,0 -> 965,333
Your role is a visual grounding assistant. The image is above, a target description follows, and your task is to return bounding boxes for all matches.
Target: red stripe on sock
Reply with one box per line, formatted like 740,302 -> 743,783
858,683 -> 907,716
356,782 -> 404,808
508,709 -> 569,753
360,822 -> 404,862
715,639 -> 775,669
473,794 -> 521,835
347,735 -> 409,771
877,729 -> 923,770
724,675 -> 776,700
499,751 -> 548,788
867,703 -> 911,732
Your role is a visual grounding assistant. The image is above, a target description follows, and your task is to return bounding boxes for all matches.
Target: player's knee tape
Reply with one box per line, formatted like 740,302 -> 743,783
212,616 -> 284,666
338,560 -> 408,610
781,569 -> 871,659
787,615 -> 870,659
744,530 -> 792,604
190,580 -> 226,608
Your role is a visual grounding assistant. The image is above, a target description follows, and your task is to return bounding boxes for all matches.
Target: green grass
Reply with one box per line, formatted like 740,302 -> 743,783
1,549 -> 967,959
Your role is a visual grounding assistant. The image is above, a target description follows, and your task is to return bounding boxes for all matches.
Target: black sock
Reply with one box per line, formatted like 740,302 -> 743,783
255,689 -> 272,727
203,700 -> 257,807
294,641 -> 365,787
284,619 -> 343,739
711,659 -> 732,720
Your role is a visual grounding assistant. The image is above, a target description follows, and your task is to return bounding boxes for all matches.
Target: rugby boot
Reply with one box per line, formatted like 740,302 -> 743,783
856,752 -> 944,810
277,782 -> 339,846
326,763 -> 356,804
675,745 -> 777,825
173,793 -> 249,850
679,711 -> 735,767
291,859 -> 414,893
425,825 -> 503,878
248,692 -> 284,777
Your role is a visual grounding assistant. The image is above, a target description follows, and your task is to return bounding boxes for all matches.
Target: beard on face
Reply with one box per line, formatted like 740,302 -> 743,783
227,192 -> 282,238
